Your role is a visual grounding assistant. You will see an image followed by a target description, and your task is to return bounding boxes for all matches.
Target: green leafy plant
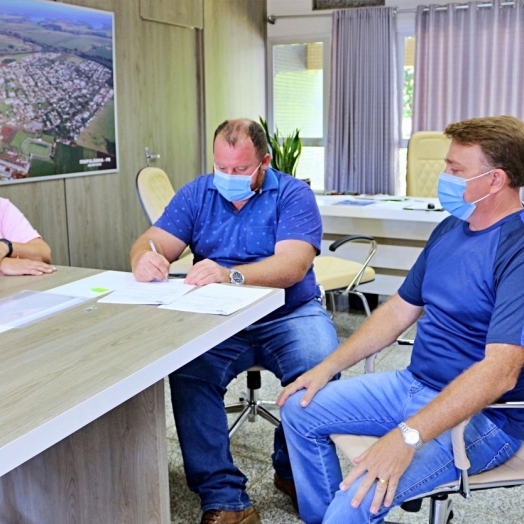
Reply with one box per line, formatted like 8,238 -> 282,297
259,116 -> 302,177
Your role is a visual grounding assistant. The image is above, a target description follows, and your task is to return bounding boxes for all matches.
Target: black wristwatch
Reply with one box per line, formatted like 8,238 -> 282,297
229,269 -> 245,285
0,238 -> 13,258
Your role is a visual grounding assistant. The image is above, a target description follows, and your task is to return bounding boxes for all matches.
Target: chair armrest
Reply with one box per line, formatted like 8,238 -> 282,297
329,235 -> 377,252
447,401 -> 524,499
328,235 -> 378,291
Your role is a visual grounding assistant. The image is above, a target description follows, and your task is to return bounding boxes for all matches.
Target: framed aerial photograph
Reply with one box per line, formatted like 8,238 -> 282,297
0,0 -> 118,185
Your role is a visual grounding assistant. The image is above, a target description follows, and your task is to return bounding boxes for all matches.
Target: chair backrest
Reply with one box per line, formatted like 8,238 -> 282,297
136,167 -> 175,225
406,131 -> 451,198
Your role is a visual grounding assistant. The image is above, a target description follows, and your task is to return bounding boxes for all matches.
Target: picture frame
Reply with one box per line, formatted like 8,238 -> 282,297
0,0 -> 118,185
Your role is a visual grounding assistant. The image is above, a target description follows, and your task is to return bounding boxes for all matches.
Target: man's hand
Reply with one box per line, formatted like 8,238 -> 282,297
0,257 -> 56,276
184,259 -> 229,286
276,362 -> 335,407
341,429 -> 415,514
132,251 -> 170,282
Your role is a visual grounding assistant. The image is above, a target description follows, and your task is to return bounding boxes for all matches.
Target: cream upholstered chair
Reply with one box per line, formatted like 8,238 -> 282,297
331,350 -> 524,524
135,167 -> 193,276
315,235 -> 377,316
406,131 -> 451,197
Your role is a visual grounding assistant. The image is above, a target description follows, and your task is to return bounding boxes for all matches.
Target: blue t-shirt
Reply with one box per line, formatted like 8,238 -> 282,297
399,210 -> 524,440
155,168 -> 322,320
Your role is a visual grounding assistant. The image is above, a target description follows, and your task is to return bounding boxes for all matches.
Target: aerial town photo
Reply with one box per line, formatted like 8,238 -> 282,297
0,0 -> 117,183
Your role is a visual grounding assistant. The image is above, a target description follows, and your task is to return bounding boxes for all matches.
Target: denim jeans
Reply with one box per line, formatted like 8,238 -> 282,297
281,368 -> 522,524
168,298 -> 338,512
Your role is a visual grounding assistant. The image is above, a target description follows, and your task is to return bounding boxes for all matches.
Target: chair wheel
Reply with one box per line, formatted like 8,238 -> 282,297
447,510 -> 454,523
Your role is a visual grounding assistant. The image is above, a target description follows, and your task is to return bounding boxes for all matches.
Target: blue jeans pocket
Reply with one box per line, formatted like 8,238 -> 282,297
466,416 -> 522,475
474,441 -> 515,474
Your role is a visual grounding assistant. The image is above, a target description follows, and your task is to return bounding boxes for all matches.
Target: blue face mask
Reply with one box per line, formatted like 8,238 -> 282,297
213,162 -> 261,202
437,169 -> 494,220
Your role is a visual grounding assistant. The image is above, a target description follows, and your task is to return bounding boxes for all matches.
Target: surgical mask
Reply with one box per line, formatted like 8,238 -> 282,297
437,169 -> 494,220
213,162 -> 261,202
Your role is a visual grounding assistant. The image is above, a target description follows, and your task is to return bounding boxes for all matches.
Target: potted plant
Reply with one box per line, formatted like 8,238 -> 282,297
259,116 -> 304,180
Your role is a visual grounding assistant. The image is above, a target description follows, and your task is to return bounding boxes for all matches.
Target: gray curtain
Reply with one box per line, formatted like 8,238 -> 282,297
326,7 -> 398,194
413,0 -> 524,132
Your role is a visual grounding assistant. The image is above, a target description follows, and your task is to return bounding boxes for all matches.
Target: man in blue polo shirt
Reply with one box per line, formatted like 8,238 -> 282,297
277,115 -> 524,524
130,118 -> 338,524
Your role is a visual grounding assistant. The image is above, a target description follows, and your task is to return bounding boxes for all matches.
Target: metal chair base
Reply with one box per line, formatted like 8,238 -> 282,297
226,370 -> 280,438
327,289 -> 372,317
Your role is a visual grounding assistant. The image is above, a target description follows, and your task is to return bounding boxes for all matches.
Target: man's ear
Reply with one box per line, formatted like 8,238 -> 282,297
491,168 -> 508,193
261,153 -> 272,170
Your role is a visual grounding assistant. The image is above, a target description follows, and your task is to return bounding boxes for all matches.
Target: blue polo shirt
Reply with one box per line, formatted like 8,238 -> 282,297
155,168 -> 323,320
399,210 -> 524,439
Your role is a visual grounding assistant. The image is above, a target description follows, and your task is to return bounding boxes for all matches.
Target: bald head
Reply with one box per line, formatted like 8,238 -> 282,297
213,119 -> 268,161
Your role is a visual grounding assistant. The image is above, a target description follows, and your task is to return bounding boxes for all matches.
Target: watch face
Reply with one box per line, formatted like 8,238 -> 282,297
230,270 -> 244,285
405,430 -> 419,445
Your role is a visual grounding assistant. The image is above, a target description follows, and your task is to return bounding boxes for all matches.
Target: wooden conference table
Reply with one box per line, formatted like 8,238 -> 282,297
0,267 -> 284,524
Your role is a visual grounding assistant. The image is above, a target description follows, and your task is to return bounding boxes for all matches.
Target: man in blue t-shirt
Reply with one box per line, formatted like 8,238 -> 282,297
278,115 -> 524,524
130,119 -> 338,524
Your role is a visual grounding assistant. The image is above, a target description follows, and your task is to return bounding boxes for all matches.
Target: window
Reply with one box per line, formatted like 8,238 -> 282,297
397,32 -> 415,194
269,39 -> 329,191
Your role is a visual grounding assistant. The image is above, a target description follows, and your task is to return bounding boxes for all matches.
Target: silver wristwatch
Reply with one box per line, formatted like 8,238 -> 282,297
229,269 -> 245,285
398,422 -> 423,450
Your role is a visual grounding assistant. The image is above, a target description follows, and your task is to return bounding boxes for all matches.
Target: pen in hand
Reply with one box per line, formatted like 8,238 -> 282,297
148,239 -> 169,282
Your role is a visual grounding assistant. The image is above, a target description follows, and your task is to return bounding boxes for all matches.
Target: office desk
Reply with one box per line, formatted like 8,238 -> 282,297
316,195 -> 449,274
0,267 -> 284,524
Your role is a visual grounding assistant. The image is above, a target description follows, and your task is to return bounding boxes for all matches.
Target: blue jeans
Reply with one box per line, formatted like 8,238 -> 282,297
281,368 -> 522,524
168,299 -> 338,512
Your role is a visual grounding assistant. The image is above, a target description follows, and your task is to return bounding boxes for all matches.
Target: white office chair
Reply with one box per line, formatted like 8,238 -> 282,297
331,350 -> 524,524
135,167 -> 193,276
406,131 -> 451,198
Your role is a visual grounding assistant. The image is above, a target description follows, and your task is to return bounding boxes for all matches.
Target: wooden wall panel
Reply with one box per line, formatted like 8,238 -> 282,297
203,0 -> 267,170
0,0 -> 267,272
0,180 -> 69,266
64,0 -> 201,271
140,0 -> 203,29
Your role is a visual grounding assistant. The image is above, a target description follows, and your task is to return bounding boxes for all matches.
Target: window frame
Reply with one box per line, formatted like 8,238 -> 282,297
397,28 -> 415,149
267,34 -> 331,150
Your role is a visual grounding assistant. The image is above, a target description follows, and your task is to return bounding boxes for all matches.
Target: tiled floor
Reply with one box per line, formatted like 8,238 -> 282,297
165,307 -> 524,523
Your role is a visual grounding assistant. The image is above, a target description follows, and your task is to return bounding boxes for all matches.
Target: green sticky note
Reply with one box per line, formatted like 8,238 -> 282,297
91,287 -> 110,293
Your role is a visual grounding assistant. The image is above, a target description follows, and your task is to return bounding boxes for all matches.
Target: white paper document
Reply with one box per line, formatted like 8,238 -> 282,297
159,283 -> 273,315
0,290 -> 88,329
45,270 -> 132,299
97,278 -> 194,305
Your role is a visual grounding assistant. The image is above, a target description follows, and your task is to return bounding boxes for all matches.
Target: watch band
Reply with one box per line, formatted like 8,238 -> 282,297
0,238 -> 13,258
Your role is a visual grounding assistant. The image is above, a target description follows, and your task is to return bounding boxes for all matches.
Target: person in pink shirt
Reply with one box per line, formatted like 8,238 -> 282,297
0,197 -> 55,276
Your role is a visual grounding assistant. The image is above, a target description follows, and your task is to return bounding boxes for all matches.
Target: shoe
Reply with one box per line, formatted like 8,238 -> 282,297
200,507 -> 260,524
274,473 -> 299,513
